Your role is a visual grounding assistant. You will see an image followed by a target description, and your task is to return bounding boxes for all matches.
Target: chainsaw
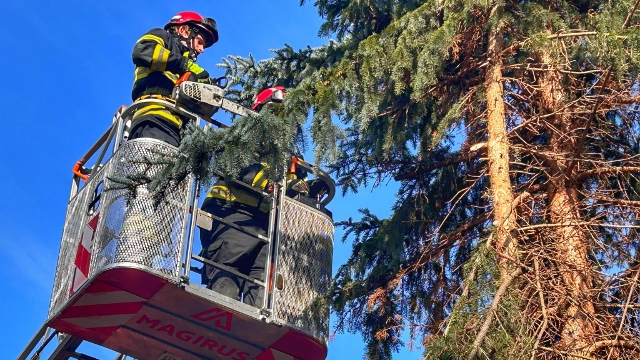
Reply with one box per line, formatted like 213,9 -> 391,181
171,73 -> 257,121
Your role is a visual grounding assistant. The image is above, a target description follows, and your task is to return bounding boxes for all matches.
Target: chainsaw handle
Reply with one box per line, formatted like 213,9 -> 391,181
72,161 -> 89,181
176,72 -> 191,87
288,156 -> 298,174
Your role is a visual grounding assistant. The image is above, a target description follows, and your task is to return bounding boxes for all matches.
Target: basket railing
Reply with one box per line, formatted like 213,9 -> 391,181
48,97 -> 335,344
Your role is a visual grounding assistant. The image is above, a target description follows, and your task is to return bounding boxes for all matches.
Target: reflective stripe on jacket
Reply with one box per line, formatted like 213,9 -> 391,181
131,28 -> 190,128
204,163 -> 272,213
132,95 -> 183,128
132,28 -> 189,100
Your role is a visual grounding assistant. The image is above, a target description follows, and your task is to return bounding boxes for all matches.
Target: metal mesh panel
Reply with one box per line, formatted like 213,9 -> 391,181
48,166 -> 108,317
49,139 -> 192,319
89,139 -> 191,280
273,198 -> 334,344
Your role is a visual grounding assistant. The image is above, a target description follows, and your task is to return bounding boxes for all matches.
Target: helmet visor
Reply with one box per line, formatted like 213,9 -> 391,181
201,17 -> 216,29
196,18 -> 218,47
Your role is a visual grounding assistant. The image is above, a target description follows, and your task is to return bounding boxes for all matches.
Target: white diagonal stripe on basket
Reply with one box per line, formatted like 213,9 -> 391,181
61,314 -> 136,328
71,270 -> 88,294
74,291 -> 147,306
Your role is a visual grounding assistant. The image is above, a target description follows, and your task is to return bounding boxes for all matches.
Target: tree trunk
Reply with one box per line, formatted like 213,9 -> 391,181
485,27 -> 517,275
538,49 -> 596,358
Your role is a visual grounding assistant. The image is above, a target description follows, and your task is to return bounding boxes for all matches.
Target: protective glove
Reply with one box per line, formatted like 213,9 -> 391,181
307,179 -> 330,198
286,179 -> 310,195
186,60 -> 210,83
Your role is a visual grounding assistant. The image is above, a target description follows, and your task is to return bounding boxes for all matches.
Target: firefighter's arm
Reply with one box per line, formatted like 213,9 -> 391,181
132,28 -> 188,73
239,163 -> 271,192
238,161 -> 314,195
286,156 -> 309,194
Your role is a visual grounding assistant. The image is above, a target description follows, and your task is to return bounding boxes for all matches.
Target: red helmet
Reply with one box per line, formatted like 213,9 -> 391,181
165,11 -> 219,48
252,86 -> 286,110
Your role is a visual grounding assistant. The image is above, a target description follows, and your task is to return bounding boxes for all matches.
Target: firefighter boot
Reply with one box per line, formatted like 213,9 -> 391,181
208,273 -> 241,301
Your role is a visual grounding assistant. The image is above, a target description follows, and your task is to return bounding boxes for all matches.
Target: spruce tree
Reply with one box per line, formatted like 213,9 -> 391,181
137,1 -> 640,359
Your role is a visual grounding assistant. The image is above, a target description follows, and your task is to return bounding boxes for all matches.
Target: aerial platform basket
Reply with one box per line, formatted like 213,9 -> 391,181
19,82 -> 336,360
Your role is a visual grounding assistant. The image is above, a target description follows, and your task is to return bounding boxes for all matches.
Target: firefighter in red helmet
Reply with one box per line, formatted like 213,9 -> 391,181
129,11 -> 219,146
199,87 -> 326,307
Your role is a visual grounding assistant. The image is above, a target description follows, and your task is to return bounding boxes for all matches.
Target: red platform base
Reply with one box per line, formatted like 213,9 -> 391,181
49,268 -> 327,360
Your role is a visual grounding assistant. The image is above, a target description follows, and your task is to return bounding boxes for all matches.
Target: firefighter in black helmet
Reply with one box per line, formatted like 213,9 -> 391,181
129,11 -> 219,146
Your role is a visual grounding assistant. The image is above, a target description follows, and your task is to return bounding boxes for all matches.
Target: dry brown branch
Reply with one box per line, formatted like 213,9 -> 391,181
605,266 -> 640,359
514,66 -> 605,75
544,31 -> 629,40
520,222 -> 640,231
530,258 -> 549,360
538,346 -> 596,360
591,340 -> 640,354
567,69 -> 612,176
547,31 -> 597,39
623,0 -> 640,29
590,195 -> 640,207
393,146 -> 487,181
575,166 -> 640,182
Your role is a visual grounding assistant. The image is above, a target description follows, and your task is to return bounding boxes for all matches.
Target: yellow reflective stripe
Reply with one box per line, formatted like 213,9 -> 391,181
164,71 -> 179,82
134,67 -> 153,81
132,106 -> 166,119
137,34 -> 165,47
159,47 -> 169,72
135,94 -> 174,102
252,169 -> 266,187
206,185 -> 232,199
134,110 -> 182,127
135,104 -> 165,113
253,172 -> 269,191
206,183 -> 269,212
151,47 -> 168,72
134,67 -> 179,84
150,45 -> 163,71
132,105 -> 182,127
253,164 -> 270,191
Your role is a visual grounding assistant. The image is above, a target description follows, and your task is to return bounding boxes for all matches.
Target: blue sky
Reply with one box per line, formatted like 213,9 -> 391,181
0,1 -> 415,359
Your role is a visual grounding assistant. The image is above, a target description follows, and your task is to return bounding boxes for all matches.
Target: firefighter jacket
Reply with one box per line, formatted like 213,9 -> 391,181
203,162 -> 272,213
131,28 -> 191,129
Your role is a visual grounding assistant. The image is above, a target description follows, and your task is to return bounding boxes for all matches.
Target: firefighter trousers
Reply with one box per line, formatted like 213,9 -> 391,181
128,114 -> 181,147
199,199 -> 269,307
